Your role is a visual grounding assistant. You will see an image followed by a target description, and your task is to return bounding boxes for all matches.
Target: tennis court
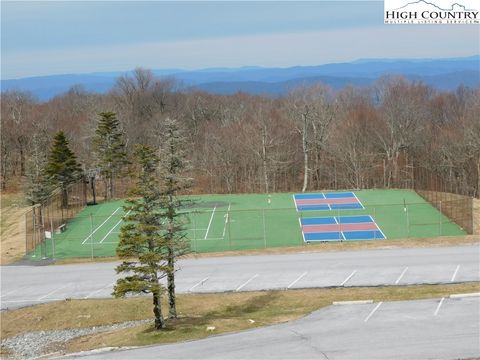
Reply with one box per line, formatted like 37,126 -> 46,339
294,192 -> 364,211
28,189 -> 468,259
300,215 -> 385,241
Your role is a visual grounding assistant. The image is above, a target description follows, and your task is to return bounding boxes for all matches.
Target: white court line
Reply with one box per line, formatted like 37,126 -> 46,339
292,194 -> 299,212
204,206 -> 217,240
84,282 -> 115,299
451,265 -> 460,282
434,297 -> 445,316
99,210 -> 131,243
341,270 -> 357,286
82,207 -> 121,244
236,274 -> 259,292
395,267 -> 409,284
325,193 -> 331,210
367,215 -> 387,239
37,284 -> 70,301
287,271 -> 308,289
189,277 -> 209,292
298,218 -> 306,243
333,216 -> 346,240
352,192 -> 365,210
222,204 -> 231,238
364,302 -> 383,322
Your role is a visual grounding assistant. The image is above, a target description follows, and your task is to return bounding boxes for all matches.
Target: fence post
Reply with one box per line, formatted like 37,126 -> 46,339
262,209 -> 267,249
50,218 -> 55,259
337,209 -> 342,242
439,201 -> 443,236
228,210 -> 232,250
90,214 -> 94,259
24,211 -> 28,256
406,204 -> 410,238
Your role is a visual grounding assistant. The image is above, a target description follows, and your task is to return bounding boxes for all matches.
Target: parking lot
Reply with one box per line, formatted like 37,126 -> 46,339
68,296 -> 480,359
1,245 -> 479,310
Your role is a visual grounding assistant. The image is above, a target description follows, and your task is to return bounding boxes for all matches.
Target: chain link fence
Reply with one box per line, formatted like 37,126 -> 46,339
413,167 -> 474,234
25,199 -> 468,260
25,181 -> 87,258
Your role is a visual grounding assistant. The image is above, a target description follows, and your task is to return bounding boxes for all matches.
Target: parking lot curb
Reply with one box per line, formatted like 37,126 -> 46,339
333,300 -> 374,305
449,292 -> 480,299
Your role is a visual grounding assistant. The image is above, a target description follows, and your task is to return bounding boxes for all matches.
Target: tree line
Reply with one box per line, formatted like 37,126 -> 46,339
2,68 -> 479,198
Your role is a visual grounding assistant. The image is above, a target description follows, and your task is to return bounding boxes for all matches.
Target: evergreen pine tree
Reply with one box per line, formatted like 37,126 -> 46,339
93,112 -> 128,200
113,144 -> 168,330
45,131 -> 82,207
158,118 -> 192,319
24,132 -> 54,205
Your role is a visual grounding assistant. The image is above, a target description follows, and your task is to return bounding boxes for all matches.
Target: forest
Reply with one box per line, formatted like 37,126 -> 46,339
1,68 -> 479,200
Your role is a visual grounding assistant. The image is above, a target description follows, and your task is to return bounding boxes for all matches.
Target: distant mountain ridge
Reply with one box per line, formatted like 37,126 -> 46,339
2,56 -> 479,101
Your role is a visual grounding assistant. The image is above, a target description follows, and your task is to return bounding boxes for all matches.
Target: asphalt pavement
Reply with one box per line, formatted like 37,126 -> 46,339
1,245 -> 479,309
65,296 -> 480,360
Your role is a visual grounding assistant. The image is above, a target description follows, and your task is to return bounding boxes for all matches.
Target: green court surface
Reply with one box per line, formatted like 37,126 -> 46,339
29,189 -> 467,259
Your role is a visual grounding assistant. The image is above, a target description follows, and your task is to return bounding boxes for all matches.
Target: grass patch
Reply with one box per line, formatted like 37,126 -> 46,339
1,282 -> 479,356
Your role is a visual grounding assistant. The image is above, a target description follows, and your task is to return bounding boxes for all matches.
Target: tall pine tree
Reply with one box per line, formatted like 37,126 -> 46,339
93,112 -> 128,200
158,118 -> 192,319
25,131 -> 54,205
45,131 -> 82,207
114,144 -> 168,330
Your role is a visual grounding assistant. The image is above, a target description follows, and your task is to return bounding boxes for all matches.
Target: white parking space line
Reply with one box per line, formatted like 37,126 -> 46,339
0,286 -> 26,298
434,297 -> 445,316
36,284 -> 70,301
451,265 -> 460,282
364,302 -> 383,322
287,272 -> 308,289
84,282 -> 115,299
341,270 -> 357,286
189,277 -> 209,292
204,207 -> 217,239
395,267 -> 409,284
236,274 -> 259,292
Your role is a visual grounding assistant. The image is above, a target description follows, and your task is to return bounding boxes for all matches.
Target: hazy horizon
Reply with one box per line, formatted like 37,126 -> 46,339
2,1 -> 479,80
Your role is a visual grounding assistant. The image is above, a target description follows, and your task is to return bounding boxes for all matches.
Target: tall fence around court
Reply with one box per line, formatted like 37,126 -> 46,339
413,166 -> 474,234
25,181 -> 87,258
26,198 -> 469,260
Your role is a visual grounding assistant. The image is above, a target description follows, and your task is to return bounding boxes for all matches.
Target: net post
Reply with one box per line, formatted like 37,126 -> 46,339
374,207 -> 377,240
90,214 -> 94,259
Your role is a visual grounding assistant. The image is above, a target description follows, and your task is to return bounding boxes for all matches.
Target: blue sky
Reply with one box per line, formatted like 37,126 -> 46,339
1,1 -> 479,79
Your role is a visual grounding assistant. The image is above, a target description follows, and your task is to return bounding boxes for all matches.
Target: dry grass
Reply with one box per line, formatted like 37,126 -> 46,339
1,283 -> 479,355
0,193 -> 29,265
